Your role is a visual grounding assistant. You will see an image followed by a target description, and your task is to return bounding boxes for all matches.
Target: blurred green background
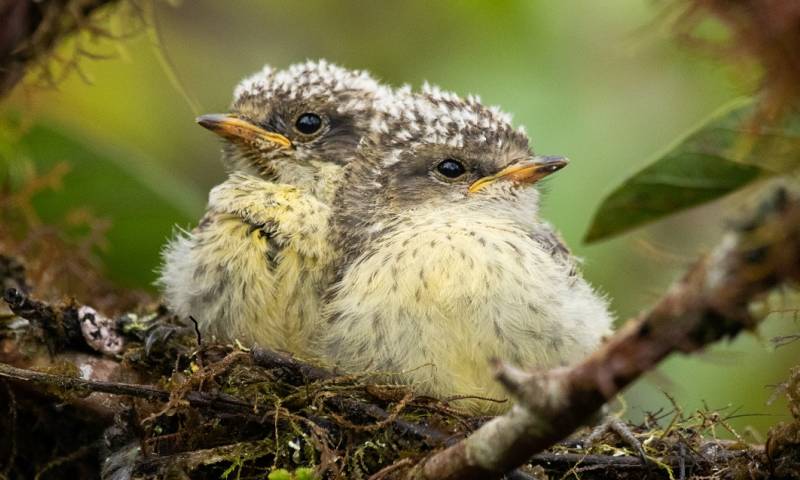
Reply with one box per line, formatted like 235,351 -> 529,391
1,0 -> 797,438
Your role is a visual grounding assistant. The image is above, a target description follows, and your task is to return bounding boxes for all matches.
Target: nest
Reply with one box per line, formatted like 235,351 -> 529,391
1,270 -> 796,479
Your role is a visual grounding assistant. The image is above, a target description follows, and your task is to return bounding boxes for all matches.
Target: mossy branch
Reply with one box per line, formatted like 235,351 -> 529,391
0,0 -> 123,97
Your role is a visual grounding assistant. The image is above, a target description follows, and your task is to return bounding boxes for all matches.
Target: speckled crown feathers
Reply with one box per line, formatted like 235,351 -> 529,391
232,60 -> 530,166
369,82 -> 530,165
233,59 -> 392,114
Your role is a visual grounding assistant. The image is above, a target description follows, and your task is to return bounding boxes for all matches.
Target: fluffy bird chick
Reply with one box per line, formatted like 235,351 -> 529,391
320,85 -> 613,413
159,60 -> 391,356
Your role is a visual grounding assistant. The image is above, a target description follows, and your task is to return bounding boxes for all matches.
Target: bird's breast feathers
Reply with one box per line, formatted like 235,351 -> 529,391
324,207 -> 612,373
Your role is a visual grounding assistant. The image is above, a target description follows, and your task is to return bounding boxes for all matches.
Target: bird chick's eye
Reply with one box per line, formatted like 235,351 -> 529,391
295,113 -> 323,135
436,159 -> 466,179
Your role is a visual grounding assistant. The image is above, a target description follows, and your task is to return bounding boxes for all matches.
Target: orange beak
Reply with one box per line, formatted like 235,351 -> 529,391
468,155 -> 568,193
196,114 -> 292,149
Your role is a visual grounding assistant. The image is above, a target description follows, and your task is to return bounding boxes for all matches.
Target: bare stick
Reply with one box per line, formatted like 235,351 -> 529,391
252,347 -> 333,383
528,444 -> 754,471
0,361 -> 257,416
419,186 -> 800,479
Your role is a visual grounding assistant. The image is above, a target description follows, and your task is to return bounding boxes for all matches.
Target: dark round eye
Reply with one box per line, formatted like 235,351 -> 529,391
436,159 -> 466,179
295,113 -> 322,135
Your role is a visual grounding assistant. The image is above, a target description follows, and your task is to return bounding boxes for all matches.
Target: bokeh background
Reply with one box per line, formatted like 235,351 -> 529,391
2,0 -> 797,438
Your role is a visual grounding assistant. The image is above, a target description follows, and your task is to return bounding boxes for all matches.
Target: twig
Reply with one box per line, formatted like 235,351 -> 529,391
0,362 -> 258,416
367,457 -> 414,480
419,185 -> 800,479
131,439 -> 273,473
189,315 -> 202,346
252,347 -> 451,445
33,444 -> 96,480
251,347 -> 332,383
527,444 -> 750,471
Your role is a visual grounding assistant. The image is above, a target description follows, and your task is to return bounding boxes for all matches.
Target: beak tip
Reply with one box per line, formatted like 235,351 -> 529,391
541,155 -> 569,165
538,155 -> 569,174
196,114 -> 219,130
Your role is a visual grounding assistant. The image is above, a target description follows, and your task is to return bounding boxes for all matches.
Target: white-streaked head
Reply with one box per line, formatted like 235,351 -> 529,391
340,84 -> 566,218
197,60 -> 393,190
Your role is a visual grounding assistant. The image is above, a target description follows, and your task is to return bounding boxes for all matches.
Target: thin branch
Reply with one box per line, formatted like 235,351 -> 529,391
528,442 -> 756,471
0,361 -> 258,416
419,185 -> 800,479
251,347 -> 333,383
131,440 -> 272,472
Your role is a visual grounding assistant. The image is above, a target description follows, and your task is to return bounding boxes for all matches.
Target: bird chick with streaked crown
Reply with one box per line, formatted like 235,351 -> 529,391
159,60 -> 393,357
204,59 -> 389,199
320,83 -> 613,413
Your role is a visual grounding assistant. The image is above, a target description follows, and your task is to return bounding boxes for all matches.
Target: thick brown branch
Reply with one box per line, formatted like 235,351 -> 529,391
420,186 -> 800,479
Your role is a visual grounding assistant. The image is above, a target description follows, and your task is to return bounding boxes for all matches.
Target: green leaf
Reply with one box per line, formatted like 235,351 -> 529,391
293,467 -> 315,480
267,469 -> 292,480
1,118 -> 204,288
583,98 -> 800,243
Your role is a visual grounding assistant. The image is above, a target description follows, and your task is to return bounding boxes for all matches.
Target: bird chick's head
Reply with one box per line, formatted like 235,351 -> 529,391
197,60 -> 391,196
339,84 -> 567,225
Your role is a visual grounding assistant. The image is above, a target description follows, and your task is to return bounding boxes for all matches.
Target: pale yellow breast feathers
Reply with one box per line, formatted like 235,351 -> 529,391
319,206 -> 612,414
159,173 -> 337,358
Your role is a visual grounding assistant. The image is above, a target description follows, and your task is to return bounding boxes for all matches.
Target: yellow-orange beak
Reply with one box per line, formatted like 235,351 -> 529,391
468,155 -> 568,193
196,114 -> 292,150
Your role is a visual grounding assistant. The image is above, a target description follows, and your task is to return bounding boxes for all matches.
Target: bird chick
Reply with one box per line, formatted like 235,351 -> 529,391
320,85 -> 613,413
159,60 -> 391,356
